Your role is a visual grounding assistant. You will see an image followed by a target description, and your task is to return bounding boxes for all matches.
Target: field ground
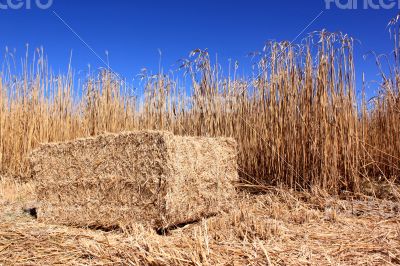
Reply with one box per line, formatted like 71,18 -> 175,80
0,178 -> 399,265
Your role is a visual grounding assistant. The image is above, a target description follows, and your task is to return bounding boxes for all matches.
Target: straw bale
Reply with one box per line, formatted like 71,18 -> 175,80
29,131 -> 238,229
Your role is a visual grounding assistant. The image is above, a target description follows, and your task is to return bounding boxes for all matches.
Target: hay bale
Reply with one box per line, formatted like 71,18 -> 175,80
29,131 -> 238,229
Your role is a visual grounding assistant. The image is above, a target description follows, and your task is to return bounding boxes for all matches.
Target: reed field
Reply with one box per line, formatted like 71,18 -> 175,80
0,16 -> 399,266
1,28 -> 399,195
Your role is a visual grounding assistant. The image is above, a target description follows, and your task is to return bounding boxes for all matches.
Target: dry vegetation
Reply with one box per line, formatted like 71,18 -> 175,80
0,16 -> 400,265
0,179 -> 399,265
0,29 -> 399,194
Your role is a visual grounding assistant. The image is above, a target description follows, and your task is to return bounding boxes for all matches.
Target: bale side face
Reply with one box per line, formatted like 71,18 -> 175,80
31,131 -> 173,228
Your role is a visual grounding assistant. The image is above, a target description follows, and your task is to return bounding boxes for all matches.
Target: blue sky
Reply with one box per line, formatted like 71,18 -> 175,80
0,0 -> 398,97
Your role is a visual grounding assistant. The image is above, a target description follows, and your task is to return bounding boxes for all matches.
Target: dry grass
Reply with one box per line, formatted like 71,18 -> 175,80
0,178 -> 399,265
0,28 -> 399,194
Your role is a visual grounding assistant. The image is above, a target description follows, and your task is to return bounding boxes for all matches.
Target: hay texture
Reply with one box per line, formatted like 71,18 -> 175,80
29,131 -> 238,229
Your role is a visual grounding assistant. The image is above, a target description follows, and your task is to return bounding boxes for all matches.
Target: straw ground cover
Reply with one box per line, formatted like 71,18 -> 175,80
0,177 -> 399,265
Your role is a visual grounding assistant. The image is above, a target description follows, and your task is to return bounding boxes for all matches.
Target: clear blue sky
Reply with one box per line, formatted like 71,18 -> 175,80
0,0 -> 398,97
